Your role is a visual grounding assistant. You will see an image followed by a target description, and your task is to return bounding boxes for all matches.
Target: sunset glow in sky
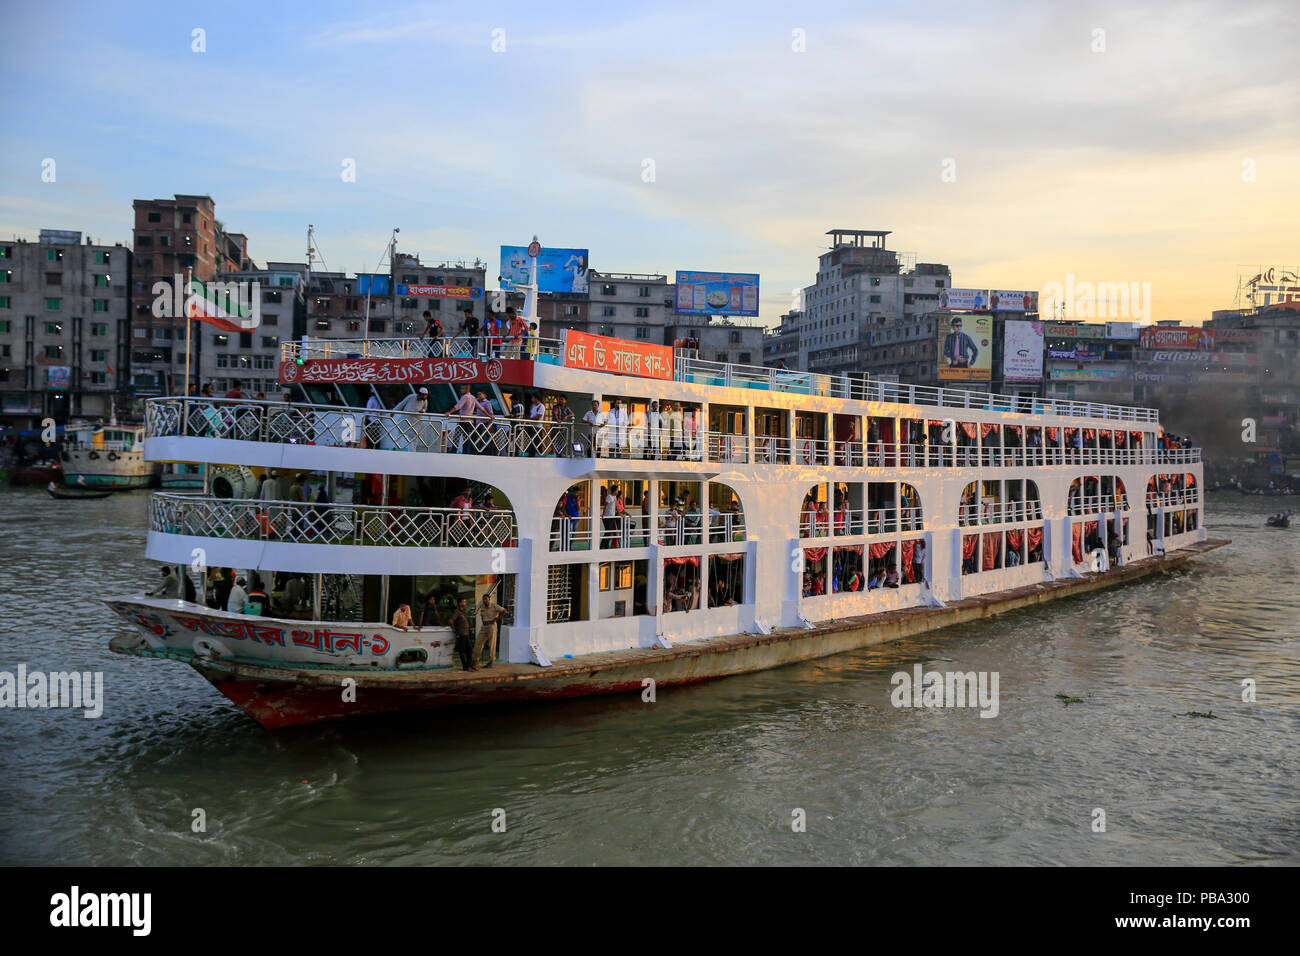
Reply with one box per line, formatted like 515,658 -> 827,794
1,0 -> 1296,326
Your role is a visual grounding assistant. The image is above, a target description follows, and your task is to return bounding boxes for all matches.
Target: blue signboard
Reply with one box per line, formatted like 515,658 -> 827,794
674,271 -> 760,317
500,246 -> 590,294
356,274 -> 391,295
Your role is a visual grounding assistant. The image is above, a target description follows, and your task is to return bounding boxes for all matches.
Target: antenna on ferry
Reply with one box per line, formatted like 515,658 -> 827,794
363,228 -> 399,342
517,234 -> 541,325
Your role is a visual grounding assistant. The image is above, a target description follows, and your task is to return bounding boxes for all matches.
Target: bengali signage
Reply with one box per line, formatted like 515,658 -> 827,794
1139,327 -> 1212,350
937,313 -> 993,381
1149,350 -> 1259,364
1002,319 -> 1043,382
1212,328 -> 1260,342
1136,369 -> 1254,384
1048,348 -> 1102,360
563,330 -> 673,380
396,284 -> 483,300
279,357 -> 534,386
990,290 -> 1039,312
938,288 -> 989,311
674,271 -> 760,317
500,245 -> 589,294
1106,321 -> 1140,340
1051,367 -> 1120,381
46,366 -> 71,390
1043,322 -> 1107,340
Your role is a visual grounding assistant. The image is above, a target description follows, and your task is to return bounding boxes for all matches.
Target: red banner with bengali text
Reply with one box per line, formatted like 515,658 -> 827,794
563,330 -> 673,381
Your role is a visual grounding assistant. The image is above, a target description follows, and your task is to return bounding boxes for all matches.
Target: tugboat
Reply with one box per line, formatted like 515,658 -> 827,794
63,422 -> 159,490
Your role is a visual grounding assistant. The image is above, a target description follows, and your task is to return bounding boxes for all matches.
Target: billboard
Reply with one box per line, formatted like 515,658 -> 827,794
1139,327 -> 1212,350
1002,320 -> 1044,382
1051,367 -> 1120,381
1105,321 -> 1140,340
396,283 -> 483,300
1044,322 -> 1106,340
1048,348 -> 1103,360
939,288 -> 989,311
500,246 -> 589,294
937,313 -> 993,381
563,330 -> 673,380
990,290 -> 1039,312
356,274 -> 390,296
46,366 -> 71,390
674,271 -> 760,317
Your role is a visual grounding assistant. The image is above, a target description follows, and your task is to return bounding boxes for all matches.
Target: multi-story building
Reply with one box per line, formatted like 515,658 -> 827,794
762,309 -> 802,368
392,254 -> 487,338
0,230 -> 131,429
862,311 -> 941,385
197,265 -> 306,397
797,229 -> 951,376
129,194 -> 251,395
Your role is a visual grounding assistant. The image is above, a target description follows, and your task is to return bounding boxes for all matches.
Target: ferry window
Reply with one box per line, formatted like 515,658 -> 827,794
599,564 -> 611,591
615,563 -> 633,589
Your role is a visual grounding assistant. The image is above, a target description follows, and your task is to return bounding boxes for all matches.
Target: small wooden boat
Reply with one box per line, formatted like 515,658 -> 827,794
1265,513 -> 1290,528
47,481 -> 113,500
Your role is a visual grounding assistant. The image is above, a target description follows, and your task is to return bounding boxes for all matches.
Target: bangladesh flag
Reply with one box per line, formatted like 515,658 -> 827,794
186,278 -> 257,332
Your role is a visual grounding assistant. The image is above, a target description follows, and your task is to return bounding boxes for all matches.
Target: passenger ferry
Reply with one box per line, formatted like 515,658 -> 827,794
105,325 -> 1221,728
63,423 -> 159,489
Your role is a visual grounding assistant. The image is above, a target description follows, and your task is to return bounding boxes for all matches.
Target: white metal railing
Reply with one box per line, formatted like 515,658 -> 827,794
1067,493 -> 1128,517
281,336 -> 1159,423
957,500 -> 1047,526
656,511 -> 746,546
1146,490 -> 1200,509
146,397 -> 577,458
150,494 -> 516,548
800,505 -> 924,538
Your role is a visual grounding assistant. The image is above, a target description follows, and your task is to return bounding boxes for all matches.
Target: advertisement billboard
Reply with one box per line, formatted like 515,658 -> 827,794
46,366 -> 71,390
280,357 -> 534,386
1139,327 -> 1213,350
1105,321 -> 1140,340
990,290 -> 1039,312
396,283 -> 483,300
674,271 -> 760,317
1002,320 -> 1044,382
1044,322 -> 1107,340
938,288 -> 989,311
1051,367 -> 1120,382
563,330 -> 673,380
937,313 -> 993,381
1048,348 -> 1102,360
500,246 -> 590,294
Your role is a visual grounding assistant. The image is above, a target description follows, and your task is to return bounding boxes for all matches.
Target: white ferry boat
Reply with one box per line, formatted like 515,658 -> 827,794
63,423 -> 159,490
105,327 -> 1222,728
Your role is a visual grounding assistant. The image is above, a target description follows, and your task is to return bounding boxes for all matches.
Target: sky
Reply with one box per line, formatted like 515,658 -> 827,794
1,0 -> 1296,327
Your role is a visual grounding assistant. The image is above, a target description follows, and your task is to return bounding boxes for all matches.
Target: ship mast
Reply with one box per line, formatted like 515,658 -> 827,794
364,228 -> 399,342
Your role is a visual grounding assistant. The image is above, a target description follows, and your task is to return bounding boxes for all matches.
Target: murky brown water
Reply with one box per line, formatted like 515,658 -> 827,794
0,489 -> 1295,864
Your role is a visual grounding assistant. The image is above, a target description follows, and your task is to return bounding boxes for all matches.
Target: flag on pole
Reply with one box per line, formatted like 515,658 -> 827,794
185,278 -> 256,333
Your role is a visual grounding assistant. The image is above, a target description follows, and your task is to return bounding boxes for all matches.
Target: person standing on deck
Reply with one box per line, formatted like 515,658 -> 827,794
667,403 -> 683,459
451,384 -> 478,453
226,576 -> 249,614
148,566 -> 180,599
448,598 -> 473,670
608,400 -> 629,456
648,401 -> 663,459
474,591 -> 506,668
584,399 -> 608,457
913,539 -> 927,583
416,593 -> 442,629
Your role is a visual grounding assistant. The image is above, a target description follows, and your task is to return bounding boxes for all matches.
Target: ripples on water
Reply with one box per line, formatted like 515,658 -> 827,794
0,490 -> 1295,865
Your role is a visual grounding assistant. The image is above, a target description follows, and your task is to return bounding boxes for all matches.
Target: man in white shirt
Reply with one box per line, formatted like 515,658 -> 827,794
583,399 -> 607,457
226,576 -> 249,614
450,385 -> 478,453
666,403 -> 683,459
913,539 -> 927,583
361,392 -> 382,448
609,400 -> 629,456
647,401 -> 663,459
601,484 -> 619,548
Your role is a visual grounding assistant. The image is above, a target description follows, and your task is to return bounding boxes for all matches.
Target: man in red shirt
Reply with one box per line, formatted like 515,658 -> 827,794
225,380 -> 244,399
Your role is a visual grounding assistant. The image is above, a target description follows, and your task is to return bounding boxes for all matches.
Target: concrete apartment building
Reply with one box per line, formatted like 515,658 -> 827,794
762,309 -> 802,368
197,264 -> 306,396
540,269 -> 765,364
0,230 -> 131,429
392,254 -> 487,336
130,194 -> 251,394
795,229 -> 952,376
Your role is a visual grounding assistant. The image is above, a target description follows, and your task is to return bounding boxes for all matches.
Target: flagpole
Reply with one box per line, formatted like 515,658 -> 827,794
184,265 -> 193,395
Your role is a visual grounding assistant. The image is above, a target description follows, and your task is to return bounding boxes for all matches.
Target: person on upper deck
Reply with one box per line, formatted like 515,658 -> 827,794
148,566 -> 180,600
391,603 -> 414,631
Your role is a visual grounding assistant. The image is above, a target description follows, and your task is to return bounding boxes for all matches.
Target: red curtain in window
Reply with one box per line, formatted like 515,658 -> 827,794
1007,529 -> 1024,549
1129,431 -> 1143,443
1006,424 -> 1022,435
1115,431 -> 1126,445
1085,520 -> 1098,538
961,422 -> 978,439
982,532 -> 999,570
927,419 -> 946,427
981,423 -> 998,437
1028,528 -> 1043,550
1071,523 -> 1083,564
804,547 -> 827,563
963,534 -> 978,559
900,540 -> 916,581
868,541 -> 896,560
834,544 -> 864,555
716,553 -> 744,561
1083,428 -> 1096,440
1046,427 -> 1059,442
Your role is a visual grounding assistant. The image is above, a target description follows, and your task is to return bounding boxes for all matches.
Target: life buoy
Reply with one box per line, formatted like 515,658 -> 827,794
107,451 -> 119,461
88,450 -> 100,460
193,636 -> 231,658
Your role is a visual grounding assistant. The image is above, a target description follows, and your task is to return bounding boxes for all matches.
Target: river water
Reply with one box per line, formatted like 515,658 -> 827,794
0,489 -> 1295,865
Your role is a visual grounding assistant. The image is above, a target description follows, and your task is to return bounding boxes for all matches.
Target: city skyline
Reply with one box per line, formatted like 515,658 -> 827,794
1,0 -> 1297,326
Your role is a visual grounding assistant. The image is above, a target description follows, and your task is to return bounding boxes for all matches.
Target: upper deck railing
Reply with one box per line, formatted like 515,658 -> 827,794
279,336 -> 1160,424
